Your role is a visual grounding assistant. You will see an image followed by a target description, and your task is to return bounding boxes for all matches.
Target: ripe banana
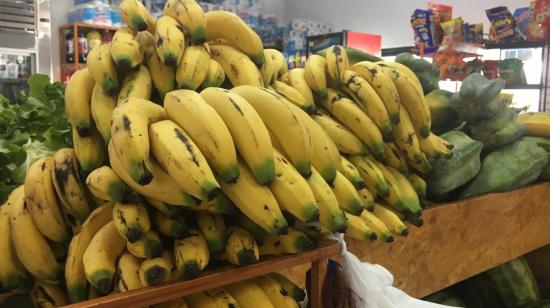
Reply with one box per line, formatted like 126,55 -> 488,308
174,230 -> 209,280
176,45 -> 210,90
384,142 -> 410,174
200,87 -> 274,185
184,291 -> 218,307
196,212 -> 226,254
270,150 -> 319,223
72,124 -> 106,180
347,156 -> 389,198
65,203 -> 114,303
91,83 -> 116,143
119,0 -> 155,33
419,132 -> 453,159
111,27 -> 143,71
311,111 -> 368,155
270,80 -> 316,113
139,253 -> 172,286
52,148 -> 91,230
378,61 -> 423,94
210,44 -> 263,87
330,171 -> 364,215
86,43 -> 119,96
344,213 -> 377,241
110,98 -> 166,185
144,46 -> 175,100
269,273 -> 305,302
205,10 -> 264,66
224,227 -> 259,266
165,90 -> 239,182
30,281 -> 68,308
357,188 -> 375,212
407,152 -> 432,174
365,157 -> 405,213
341,70 -> 393,140
201,59 -> 225,88
65,68 -> 95,137
260,49 -> 277,86
338,156 -> 367,189
153,298 -> 189,308
392,106 -> 424,164
24,157 -> 69,243
83,221 -> 126,294
382,66 -> 431,138
154,15 -> 185,67
163,0 -> 206,43
386,166 -> 421,216
115,251 -> 142,292
407,173 -> 427,200
253,275 -> 299,308
154,209 -> 188,238
117,65 -> 153,104
225,281 -> 275,308
360,210 -> 394,243
127,229 -> 163,259
259,228 -> 314,256
232,211 -> 269,245
193,193 -> 236,215
287,68 -> 315,108
113,202 -> 151,242
86,166 -> 136,204
351,61 -> 401,123
518,112 -> 550,137
109,141 -> 197,206
149,119 -> 220,200
325,45 -> 349,86
265,48 -> 287,77
219,159 -> 288,235
233,85 -> 313,177
0,191 -> 31,291
372,203 -> 409,236
304,54 -> 328,98
306,167 -> 347,233
203,288 -> 241,308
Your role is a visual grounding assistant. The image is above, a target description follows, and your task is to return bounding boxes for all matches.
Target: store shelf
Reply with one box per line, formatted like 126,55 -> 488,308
0,78 -> 27,84
59,22 -> 118,32
283,183 -> 550,298
484,40 -> 546,50
60,240 -> 339,308
504,84 -> 543,90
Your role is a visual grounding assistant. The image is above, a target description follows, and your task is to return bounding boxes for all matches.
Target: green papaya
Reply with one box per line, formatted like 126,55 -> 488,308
479,92 -> 514,120
460,138 -> 548,198
395,52 -> 440,94
427,131 -> 483,196
316,46 -> 382,64
540,153 -> 550,180
485,120 -> 526,151
425,89 -> 459,129
423,288 -> 466,307
469,107 -> 518,144
523,136 -> 550,152
450,73 -> 505,121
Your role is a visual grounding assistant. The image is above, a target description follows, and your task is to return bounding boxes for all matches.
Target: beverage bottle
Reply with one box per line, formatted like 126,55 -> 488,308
78,31 -> 88,63
7,57 -> 19,79
65,31 -> 75,63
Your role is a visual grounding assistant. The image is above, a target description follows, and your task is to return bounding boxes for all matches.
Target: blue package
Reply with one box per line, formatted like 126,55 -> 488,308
411,9 -> 438,54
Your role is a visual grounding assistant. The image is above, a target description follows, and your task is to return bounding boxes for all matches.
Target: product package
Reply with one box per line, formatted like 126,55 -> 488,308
499,59 -> 527,86
411,9 -> 438,54
427,2 -> 452,45
486,6 -> 516,41
441,17 -> 463,45
482,60 -> 499,80
528,0 -> 550,40
514,7 -> 532,39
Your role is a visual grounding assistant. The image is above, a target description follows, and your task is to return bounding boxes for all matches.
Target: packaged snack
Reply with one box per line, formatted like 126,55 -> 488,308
486,6 -> 516,41
471,23 -> 484,43
411,9 -> 438,54
528,0 -> 550,40
499,59 -> 527,86
514,7 -> 532,39
464,58 -> 483,76
427,2 -> 453,45
482,60 -> 499,80
441,17 -> 463,44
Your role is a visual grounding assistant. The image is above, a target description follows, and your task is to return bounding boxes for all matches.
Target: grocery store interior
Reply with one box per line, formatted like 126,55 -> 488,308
0,0 -> 549,307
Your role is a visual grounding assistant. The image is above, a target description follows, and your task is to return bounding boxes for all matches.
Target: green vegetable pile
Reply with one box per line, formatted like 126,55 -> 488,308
0,74 -> 72,202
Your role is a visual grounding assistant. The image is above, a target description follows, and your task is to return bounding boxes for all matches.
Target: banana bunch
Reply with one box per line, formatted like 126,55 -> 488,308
111,27 -> 143,71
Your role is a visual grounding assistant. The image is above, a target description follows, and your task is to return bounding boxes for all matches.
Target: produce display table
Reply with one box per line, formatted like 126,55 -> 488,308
281,183 -> 550,298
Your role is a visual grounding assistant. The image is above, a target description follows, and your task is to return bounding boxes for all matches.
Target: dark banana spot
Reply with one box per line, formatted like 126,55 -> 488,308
277,224 -> 289,235
306,209 -> 320,223
237,249 -> 257,266
37,286 -> 57,305
164,55 -> 177,67
136,21 -> 147,32
96,278 -> 113,295
77,126 -> 91,137
228,97 -> 244,115
41,162 -> 47,171
174,128 -> 199,166
149,241 -> 163,258
401,228 -> 409,236
279,287 -> 289,296
369,232 -> 377,241
296,236 -> 315,251
182,262 -> 200,280
137,161 -> 153,185
54,168 -> 70,195
145,266 -> 167,285
206,187 -> 222,201
335,224 -> 348,234
122,115 -> 132,132
127,228 -> 143,243
116,59 -> 133,74
106,85 -> 119,97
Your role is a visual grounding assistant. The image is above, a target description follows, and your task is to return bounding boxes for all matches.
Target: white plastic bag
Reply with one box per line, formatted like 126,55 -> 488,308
328,234 -> 460,308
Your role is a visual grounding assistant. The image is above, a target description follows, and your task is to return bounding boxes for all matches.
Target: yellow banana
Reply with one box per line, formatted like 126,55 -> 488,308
392,106 -> 424,164
261,49 -> 277,86
224,227 -> 259,266
192,194 -> 236,215
65,68 -> 95,137
154,209 -> 188,238
372,203 -> 409,236
365,157 -> 405,213
184,292 -> 218,308
86,43 -> 119,96
174,230 -> 209,280
165,90 -> 239,182
86,166 -> 136,204
357,188 -> 375,211
311,111 -> 368,155
384,142 -> 410,174
253,275 -> 299,308
338,155 -> 366,189
119,0 -> 155,33
163,0 -> 206,43
113,202 -> 151,242
269,273 -> 305,302
146,198 -> 185,219
360,210 -> 394,243
144,46 -> 175,100
347,156 -> 390,198
344,213 -> 377,241
518,112 -> 550,137
30,281 -> 68,308
117,65 -> 152,104
176,45 -> 210,90
72,124 -> 106,179
126,229 -> 163,259
139,253 -> 172,286
270,80 -> 316,113
378,61 -> 423,94
115,251 -> 143,292
287,68 -> 314,107
111,27 -> 143,71
304,54 -> 327,98
203,288 -> 241,308
154,15 -> 185,67
210,44 -> 263,87
407,173 -> 427,200
259,228 -> 314,256
91,83 -> 116,143
306,167 -> 347,233
153,298 -> 189,308
386,166 -> 421,216
331,171 -> 364,215
407,152 -> 432,174
226,281 -> 275,308
325,45 -> 349,86
419,133 -> 453,159
265,48 -> 287,77
196,212 -> 226,254
201,59 -> 225,88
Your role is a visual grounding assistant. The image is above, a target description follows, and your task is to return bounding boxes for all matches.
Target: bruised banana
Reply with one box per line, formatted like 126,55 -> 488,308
338,155 -> 366,190
154,15 -> 185,67
119,0 -> 155,33
144,46 -> 175,100
72,123 -> 106,179
269,273 -> 305,302
139,252 -> 172,286
325,45 -> 349,86
113,202 -> 151,243
344,213 -> 377,241
357,188 -> 376,211
225,281 -> 275,308
392,107 -> 424,164
253,275 -> 299,308
347,155 -> 389,199
174,230 -> 209,280
154,209 -> 188,238
259,229 -> 314,256
117,65 -> 152,104
360,210 -> 394,243
419,132 -> 453,160
176,44 -> 210,90
164,0 -> 206,43
126,229 -> 163,259
287,68 -> 315,108
110,27 -> 143,71
201,59 -> 225,88
372,203 -> 409,237
330,171 -> 364,215
384,142 -> 410,174
265,48 -> 287,77
115,251 -> 142,292
260,49 -> 277,86
223,227 -> 259,266
30,281 -> 68,308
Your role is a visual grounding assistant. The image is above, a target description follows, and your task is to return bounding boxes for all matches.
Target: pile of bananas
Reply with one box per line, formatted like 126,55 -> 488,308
0,0 -> 454,306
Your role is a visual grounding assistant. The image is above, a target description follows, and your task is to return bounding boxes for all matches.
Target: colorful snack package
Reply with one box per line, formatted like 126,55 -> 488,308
441,17 -> 463,44
514,7 -> 532,40
528,0 -> 550,40
427,2 -> 453,45
472,23 -> 484,43
499,59 -> 527,86
482,60 -> 499,80
411,9 -> 438,54
486,6 -> 516,41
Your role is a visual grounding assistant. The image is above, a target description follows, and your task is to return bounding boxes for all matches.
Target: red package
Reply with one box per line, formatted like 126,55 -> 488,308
482,60 -> 499,80
428,2 -> 453,45
528,0 -> 550,40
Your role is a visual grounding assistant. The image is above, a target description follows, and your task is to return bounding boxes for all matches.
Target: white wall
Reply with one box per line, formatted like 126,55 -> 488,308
263,0 -> 285,21
51,0 -> 73,81
285,0 -> 531,48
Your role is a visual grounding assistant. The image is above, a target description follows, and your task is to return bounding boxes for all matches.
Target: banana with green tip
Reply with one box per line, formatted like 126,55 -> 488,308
117,65 -> 153,104
338,156 -> 367,189
385,167 -> 421,216
113,202 -> 151,243
330,171 -> 364,215
419,132 -> 453,160
65,203 -> 114,303
287,68 -> 314,107
265,48 -> 287,77
111,27 -> 143,71
165,90 -> 239,182
407,152 -> 432,174
223,227 -> 259,266
406,173 -> 427,200
231,211 -> 269,245
176,45 -> 210,90
347,155 -> 389,199
364,157 -> 405,213
86,166 -> 136,204
210,44 -> 263,87
174,230 -> 209,280
86,43 -> 119,96
201,59 -> 225,88
200,87 -> 275,185
83,221 -> 126,294
120,0 -> 155,33
325,45 -> 350,86
260,50 -> 277,86
203,288 -> 241,307
259,228 -> 315,256
154,209 -> 188,238
304,54 -> 328,98
127,229 -> 163,259
154,15 -> 185,67
226,281 -> 275,308
192,194 -> 236,215
372,203 -> 409,236
311,111 -> 368,155
378,61 -> 423,94
65,68 -> 95,137
269,273 -> 305,302
52,148 -> 91,230
351,61 -> 401,124
72,124 -> 106,179
270,80 -> 316,113
146,198 -> 185,219
163,0 -> 207,43
384,142 -> 410,174
91,83 -> 116,143
205,10 -> 264,66
392,107 -> 424,164
30,281 -> 68,308
233,85 -> 313,177
360,210 -> 394,243
357,188 -> 375,211
196,212 -> 226,254
139,253 -> 172,286
115,251 -> 143,292
344,213 -> 377,241
110,98 -> 166,185
253,275 -> 299,308
25,157 -> 70,243
144,46 -> 175,100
